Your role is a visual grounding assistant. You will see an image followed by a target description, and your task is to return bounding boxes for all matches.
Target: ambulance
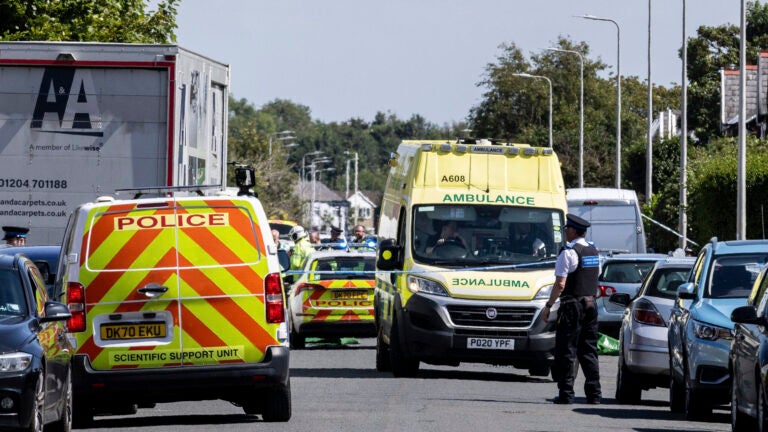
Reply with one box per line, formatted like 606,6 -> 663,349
56,185 -> 291,424
375,139 -> 567,377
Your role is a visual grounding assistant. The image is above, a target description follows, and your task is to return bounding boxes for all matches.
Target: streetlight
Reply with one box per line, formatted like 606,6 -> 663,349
547,47 -> 583,187
680,0 -> 690,247
300,150 -> 323,183
268,130 -> 295,156
309,160 -> 333,229
647,1 -> 653,201
512,73 -> 553,148
344,151 -> 359,225
576,14 -> 621,188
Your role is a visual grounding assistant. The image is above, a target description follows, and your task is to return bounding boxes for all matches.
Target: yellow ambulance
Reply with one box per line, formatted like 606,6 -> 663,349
375,139 -> 567,377
57,186 -> 291,424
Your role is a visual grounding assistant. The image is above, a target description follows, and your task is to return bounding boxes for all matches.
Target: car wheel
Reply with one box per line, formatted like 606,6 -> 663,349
290,323 -> 305,350
615,351 -> 641,404
72,396 -> 94,429
732,374 -> 753,432
259,382 -> 292,422
375,325 -> 391,372
669,352 -> 684,413
759,379 -> 768,432
389,314 -> 419,378
49,369 -> 72,432
684,361 -> 711,420
24,371 -> 44,432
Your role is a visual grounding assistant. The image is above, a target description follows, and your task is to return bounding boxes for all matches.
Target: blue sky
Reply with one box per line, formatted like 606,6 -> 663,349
175,0 -> 740,125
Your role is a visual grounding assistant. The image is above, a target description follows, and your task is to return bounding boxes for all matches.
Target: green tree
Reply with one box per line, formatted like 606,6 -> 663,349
0,0 -> 178,43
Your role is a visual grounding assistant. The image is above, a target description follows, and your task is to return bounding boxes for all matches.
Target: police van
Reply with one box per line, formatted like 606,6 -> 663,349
375,139 -> 568,377
56,182 -> 291,424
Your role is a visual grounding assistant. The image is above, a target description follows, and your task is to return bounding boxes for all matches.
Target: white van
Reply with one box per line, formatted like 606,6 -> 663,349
566,188 -> 647,254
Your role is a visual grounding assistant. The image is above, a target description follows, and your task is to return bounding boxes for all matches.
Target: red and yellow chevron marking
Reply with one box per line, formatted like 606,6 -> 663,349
298,278 -> 375,325
74,198 -> 280,370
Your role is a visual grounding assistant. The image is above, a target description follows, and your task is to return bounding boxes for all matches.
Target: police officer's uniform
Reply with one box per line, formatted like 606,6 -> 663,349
551,215 -> 601,404
2,226 -> 29,247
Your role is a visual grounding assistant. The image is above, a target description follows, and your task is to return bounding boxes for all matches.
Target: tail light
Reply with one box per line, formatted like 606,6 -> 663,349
596,285 -> 616,299
632,299 -> 665,326
265,273 -> 285,323
67,282 -> 86,332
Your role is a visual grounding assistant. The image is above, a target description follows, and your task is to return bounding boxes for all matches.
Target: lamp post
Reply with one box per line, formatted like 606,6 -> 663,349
680,0 -> 690,247
344,151 -> 359,224
737,0 -> 746,239
512,73 -> 553,148
577,14 -> 621,188
647,0 -> 653,201
268,130 -> 295,156
547,47 -> 583,186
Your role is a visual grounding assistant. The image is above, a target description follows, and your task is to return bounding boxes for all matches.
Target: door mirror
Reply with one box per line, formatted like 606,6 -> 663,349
609,292 -> 631,307
677,282 -> 696,300
377,238 -> 403,271
40,301 -> 71,322
731,305 -> 763,325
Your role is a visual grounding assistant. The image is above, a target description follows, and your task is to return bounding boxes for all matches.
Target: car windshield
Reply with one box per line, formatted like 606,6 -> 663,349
644,266 -> 692,300
707,254 -> 768,299
600,261 -> 658,284
310,256 -> 375,281
412,204 -> 564,267
0,268 -> 27,316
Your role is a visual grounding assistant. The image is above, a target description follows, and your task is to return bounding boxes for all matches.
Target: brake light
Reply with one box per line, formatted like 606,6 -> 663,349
66,282 -> 86,332
265,273 -> 284,323
632,299 -> 665,326
597,285 -> 616,299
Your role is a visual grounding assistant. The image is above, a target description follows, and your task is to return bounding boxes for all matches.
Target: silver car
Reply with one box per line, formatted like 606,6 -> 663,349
610,257 -> 695,403
597,253 -> 668,337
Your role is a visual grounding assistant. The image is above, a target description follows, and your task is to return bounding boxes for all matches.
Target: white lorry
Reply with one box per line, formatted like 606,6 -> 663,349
0,42 -> 229,244
566,187 -> 647,254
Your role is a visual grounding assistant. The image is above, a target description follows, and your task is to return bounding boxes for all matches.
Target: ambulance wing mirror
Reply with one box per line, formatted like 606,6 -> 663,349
377,239 -> 403,271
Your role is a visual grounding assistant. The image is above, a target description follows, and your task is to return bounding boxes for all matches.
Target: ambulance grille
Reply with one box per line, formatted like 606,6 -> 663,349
447,305 -> 536,328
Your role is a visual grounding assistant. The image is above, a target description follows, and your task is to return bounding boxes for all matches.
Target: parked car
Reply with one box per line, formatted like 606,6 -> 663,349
597,253 -> 668,337
609,257 -> 695,403
0,245 -> 61,299
0,252 -> 73,432
729,262 -> 768,431
287,250 -> 376,349
668,238 -> 768,420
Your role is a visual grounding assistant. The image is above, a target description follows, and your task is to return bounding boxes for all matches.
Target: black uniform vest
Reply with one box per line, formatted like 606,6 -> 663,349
562,242 -> 600,297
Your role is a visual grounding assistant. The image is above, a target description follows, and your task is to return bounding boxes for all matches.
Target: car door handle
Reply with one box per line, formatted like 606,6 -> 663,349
138,283 -> 169,298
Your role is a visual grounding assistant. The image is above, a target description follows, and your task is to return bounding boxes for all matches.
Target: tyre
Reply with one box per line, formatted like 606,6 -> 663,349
72,396 -> 94,429
290,323 -> 305,350
389,314 -> 419,378
684,362 -> 711,420
49,369 -> 72,432
732,377 -> 753,432
375,325 -> 391,372
615,352 -> 642,404
260,383 -> 292,422
25,371 -> 44,432
669,352 -> 684,413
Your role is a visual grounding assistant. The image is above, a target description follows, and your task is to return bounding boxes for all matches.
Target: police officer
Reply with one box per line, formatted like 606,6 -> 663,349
541,214 -> 601,405
288,225 -> 315,270
320,226 -> 346,250
2,226 -> 29,247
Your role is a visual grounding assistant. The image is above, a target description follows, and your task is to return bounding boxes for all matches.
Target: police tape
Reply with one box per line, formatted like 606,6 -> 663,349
282,260 -> 557,276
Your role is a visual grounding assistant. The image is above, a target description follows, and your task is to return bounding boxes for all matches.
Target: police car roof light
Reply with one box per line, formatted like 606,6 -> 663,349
115,184 -> 222,199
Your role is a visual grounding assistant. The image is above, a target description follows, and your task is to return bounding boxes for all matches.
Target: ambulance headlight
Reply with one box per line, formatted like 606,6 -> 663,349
407,276 -> 448,297
0,352 -> 32,373
534,284 -> 554,300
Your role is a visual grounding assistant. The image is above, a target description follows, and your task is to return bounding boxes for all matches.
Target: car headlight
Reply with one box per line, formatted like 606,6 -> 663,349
692,320 -> 733,341
534,284 -> 554,300
407,276 -> 449,296
0,353 -> 32,373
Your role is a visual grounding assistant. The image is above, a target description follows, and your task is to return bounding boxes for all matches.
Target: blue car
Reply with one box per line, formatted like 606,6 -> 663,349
668,238 -> 768,420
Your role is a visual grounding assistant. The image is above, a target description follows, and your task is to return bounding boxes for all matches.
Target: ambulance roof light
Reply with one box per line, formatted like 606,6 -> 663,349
523,147 -> 537,155
507,147 -> 520,155
421,143 -> 433,151
455,144 -> 468,153
439,143 -> 452,152
542,148 -> 553,156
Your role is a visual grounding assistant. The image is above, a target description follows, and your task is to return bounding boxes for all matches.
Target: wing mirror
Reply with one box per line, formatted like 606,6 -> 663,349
377,238 -> 403,271
731,305 -> 764,325
40,301 -> 72,323
677,282 -> 696,300
609,292 -> 632,307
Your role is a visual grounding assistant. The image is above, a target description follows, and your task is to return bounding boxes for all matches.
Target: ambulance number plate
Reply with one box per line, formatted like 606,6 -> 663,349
467,337 -> 515,350
332,290 -> 367,300
100,322 -> 166,340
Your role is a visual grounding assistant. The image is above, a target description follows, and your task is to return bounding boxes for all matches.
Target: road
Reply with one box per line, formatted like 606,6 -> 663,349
77,338 -> 730,432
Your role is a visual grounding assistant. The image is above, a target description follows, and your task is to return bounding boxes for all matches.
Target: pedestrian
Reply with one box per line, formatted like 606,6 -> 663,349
2,226 -> 29,247
288,225 -> 314,270
351,225 -> 366,244
308,231 -> 321,245
541,214 -> 601,405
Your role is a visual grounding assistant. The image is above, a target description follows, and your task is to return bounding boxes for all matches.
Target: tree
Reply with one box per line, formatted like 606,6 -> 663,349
0,0 -> 178,43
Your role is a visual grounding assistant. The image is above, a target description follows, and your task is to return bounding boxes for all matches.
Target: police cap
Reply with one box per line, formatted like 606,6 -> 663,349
330,226 -> 343,234
2,226 -> 29,240
564,214 -> 590,232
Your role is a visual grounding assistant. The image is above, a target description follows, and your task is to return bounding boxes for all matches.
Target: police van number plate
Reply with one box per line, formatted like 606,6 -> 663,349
467,337 -> 515,350
332,290 -> 367,300
100,322 -> 167,340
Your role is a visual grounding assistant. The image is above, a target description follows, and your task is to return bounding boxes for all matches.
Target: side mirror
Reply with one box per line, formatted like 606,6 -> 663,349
377,238 -> 403,271
731,305 -> 763,325
277,249 -> 290,273
40,301 -> 71,323
677,282 -> 696,300
609,292 -> 632,307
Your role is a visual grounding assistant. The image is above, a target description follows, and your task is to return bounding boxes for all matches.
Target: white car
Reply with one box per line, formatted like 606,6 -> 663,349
610,257 -> 695,403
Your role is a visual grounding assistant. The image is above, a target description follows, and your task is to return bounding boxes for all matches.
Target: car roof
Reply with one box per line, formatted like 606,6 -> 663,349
654,257 -> 696,268
0,253 -> 17,270
710,239 -> 768,254
602,253 -> 668,263
308,250 -> 376,260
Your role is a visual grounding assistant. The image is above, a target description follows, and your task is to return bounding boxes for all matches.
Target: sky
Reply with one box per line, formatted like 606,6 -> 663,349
174,0 -> 741,125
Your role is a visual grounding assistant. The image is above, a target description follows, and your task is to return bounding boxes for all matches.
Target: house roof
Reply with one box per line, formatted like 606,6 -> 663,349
295,180 -> 343,201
